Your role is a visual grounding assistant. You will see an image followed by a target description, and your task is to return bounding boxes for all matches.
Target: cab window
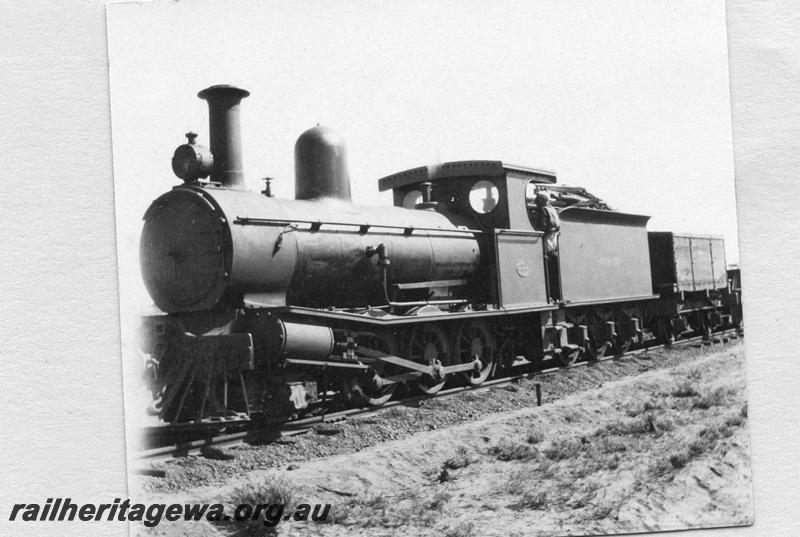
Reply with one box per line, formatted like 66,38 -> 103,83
402,190 -> 423,209
469,180 -> 499,214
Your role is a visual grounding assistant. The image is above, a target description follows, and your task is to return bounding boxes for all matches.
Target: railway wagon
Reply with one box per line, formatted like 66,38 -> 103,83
138,85 -> 741,424
648,232 -> 741,341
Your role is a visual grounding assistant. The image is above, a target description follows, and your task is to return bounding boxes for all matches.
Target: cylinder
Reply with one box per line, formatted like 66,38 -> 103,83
198,85 -> 250,189
265,319 -> 335,360
295,126 -> 352,201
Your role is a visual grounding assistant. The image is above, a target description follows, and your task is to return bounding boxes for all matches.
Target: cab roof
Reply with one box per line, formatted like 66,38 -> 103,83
377,160 -> 557,192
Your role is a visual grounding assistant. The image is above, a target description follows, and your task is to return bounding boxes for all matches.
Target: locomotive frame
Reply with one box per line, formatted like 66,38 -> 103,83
138,85 -> 743,425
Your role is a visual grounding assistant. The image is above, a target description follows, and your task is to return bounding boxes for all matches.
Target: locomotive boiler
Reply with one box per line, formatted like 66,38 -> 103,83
142,86 -> 480,315
139,85 -> 742,425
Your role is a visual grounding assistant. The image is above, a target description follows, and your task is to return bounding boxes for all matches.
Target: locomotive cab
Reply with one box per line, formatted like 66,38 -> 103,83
378,160 -> 557,231
379,161 -> 559,309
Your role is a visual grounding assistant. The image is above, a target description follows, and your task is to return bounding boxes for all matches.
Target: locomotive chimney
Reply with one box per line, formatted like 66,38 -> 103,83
294,125 -> 352,201
198,85 -> 250,189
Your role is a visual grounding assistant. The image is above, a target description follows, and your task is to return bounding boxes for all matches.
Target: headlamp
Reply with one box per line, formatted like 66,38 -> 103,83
171,132 -> 213,182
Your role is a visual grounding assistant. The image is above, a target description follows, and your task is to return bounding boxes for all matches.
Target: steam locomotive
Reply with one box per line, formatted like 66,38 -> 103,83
139,85 -> 742,424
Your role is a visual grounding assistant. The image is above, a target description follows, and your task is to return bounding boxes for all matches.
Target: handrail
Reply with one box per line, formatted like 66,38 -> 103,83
234,216 -> 482,236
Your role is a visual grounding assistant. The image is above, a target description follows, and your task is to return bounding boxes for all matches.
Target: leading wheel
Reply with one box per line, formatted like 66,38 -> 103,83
352,330 -> 400,406
456,320 -> 495,386
408,323 -> 450,395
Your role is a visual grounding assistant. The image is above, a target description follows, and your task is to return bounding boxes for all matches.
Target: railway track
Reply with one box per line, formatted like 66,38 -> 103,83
133,329 -> 741,466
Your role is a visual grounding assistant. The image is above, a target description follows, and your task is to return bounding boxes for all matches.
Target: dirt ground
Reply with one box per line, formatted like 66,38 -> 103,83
136,341 -> 753,537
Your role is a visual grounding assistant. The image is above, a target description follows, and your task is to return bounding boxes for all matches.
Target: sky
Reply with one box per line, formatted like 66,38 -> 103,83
107,0 -> 738,421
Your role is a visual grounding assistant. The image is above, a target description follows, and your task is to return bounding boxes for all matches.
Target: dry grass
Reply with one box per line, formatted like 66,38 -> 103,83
625,398 -> 662,416
489,439 -> 540,461
586,495 -> 626,521
670,381 -> 700,397
329,493 -> 384,526
597,413 -> 676,437
502,466 -> 538,495
510,490 -> 548,511
526,428 -> 545,444
227,473 -> 294,536
333,489 -> 451,526
436,445 -> 476,482
541,436 -> 583,461
443,520 -> 476,537
666,411 -> 746,469
229,473 -> 294,506
330,464 -> 459,528
443,445 -> 474,470
693,386 -> 736,409
425,490 -> 453,511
